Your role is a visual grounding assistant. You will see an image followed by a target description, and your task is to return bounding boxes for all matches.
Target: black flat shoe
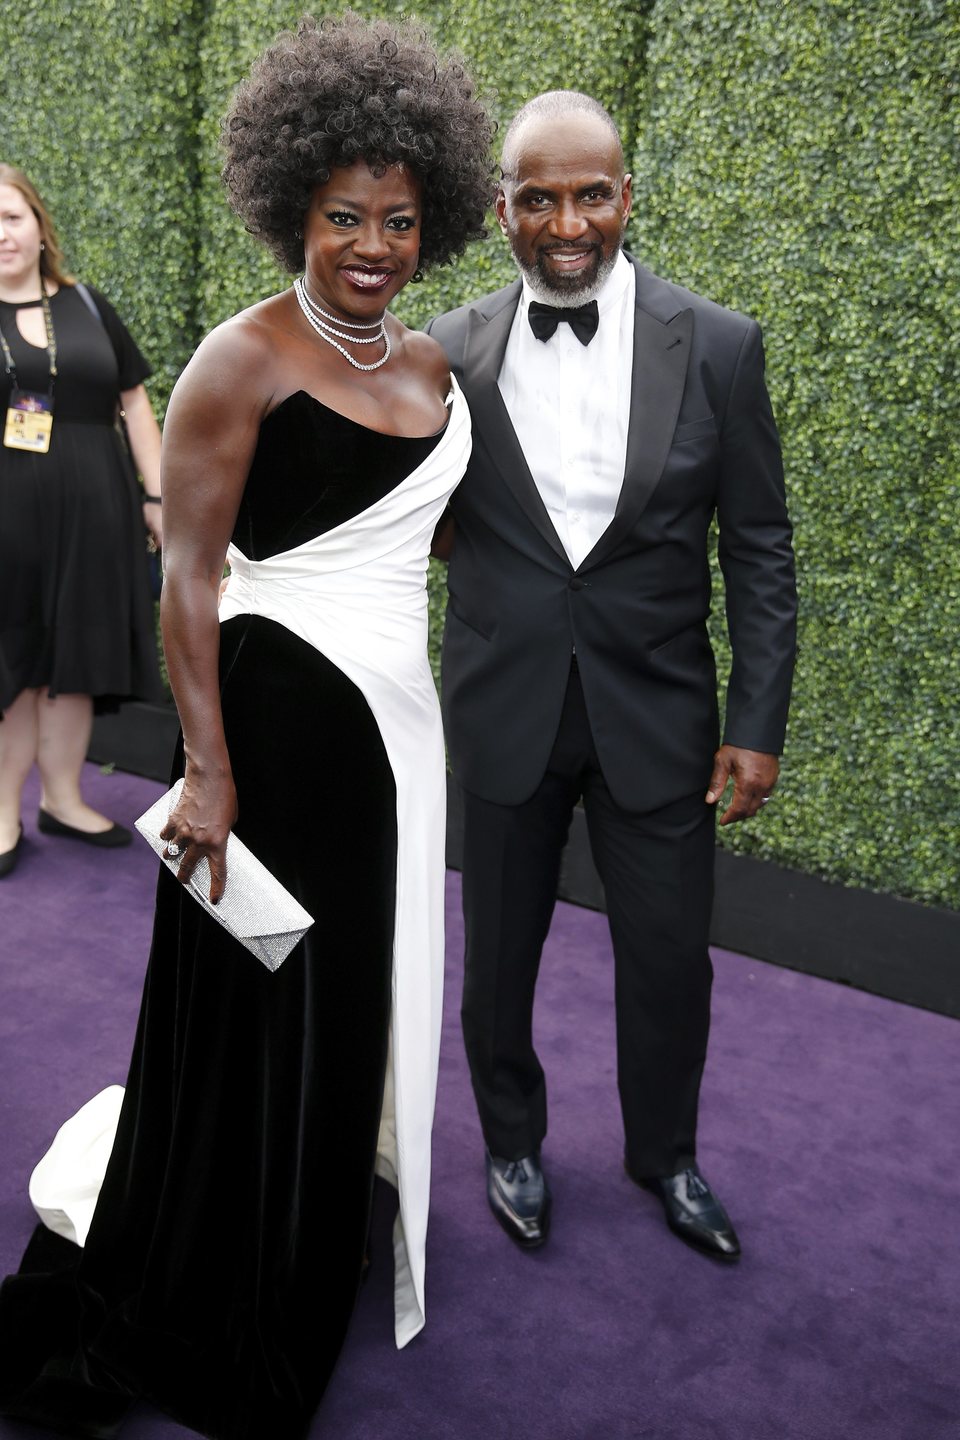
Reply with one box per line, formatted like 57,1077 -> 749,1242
37,808 -> 132,848
628,1160 -> 741,1260
486,1150 -> 551,1249
0,824 -> 24,878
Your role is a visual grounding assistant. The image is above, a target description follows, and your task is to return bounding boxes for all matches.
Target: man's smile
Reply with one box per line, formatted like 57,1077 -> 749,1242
540,245 -> 597,271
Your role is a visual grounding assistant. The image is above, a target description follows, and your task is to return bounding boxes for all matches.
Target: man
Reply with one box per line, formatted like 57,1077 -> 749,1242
427,92 -> 796,1259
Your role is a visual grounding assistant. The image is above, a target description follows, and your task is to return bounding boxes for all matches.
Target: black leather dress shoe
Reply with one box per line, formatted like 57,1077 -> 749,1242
630,1161 -> 741,1260
38,808 -> 132,847
486,1151 -> 551,1249
0,824 -> 23,878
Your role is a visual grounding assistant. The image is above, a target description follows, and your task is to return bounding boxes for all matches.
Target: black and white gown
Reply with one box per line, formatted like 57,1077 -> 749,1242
0,380 -> 471,1440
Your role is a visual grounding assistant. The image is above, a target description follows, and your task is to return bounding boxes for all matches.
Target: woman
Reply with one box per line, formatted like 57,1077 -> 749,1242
0,13 -> 492,1440
0,166 -> 164,876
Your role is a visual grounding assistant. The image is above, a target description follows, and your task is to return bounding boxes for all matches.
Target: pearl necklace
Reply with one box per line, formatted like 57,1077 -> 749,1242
294,278 -> 391,371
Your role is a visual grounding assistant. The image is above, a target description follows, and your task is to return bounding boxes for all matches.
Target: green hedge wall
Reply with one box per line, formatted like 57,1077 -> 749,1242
631,0 -> 960,906
3,1 -> 956,908
0,3 -> 205,409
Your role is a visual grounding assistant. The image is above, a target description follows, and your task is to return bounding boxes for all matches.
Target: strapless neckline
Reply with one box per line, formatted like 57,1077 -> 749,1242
266,388 -> 451,442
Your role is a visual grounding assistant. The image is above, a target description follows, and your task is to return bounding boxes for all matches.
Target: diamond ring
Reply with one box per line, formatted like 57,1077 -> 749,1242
165,841 -> 181,857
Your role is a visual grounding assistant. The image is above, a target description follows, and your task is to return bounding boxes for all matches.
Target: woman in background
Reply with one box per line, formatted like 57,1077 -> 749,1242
0,165 -> 163,877
0,14 -> 492,1439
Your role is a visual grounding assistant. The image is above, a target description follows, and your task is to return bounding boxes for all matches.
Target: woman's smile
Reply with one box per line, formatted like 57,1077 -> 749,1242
341,264 -> 395,292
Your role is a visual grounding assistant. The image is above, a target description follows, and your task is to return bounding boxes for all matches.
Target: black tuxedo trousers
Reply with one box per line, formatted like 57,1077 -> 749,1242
460,659 -> 715,1177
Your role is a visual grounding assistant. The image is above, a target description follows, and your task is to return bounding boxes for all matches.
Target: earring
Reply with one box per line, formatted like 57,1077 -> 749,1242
40,241 -> 45,251
412,268 -> 424,284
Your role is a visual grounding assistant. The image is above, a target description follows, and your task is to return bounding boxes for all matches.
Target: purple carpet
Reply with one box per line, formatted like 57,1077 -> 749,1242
1,764 -> 958,1440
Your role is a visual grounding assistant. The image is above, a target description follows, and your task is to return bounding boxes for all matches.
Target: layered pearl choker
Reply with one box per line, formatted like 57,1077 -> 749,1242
294,277 -> 392,372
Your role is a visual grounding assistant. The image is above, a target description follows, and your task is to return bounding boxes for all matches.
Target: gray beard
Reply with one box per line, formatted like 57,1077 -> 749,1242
513,244 -> 621,307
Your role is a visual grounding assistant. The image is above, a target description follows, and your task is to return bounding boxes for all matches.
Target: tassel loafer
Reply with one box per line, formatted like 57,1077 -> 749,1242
38,808 -> 132,848
628,1160 -> 741,1260
486,1150 -> 551,1249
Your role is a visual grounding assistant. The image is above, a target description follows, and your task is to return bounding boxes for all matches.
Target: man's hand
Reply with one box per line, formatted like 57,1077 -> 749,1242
430,508 -> 454,560
705,746 -> 779,826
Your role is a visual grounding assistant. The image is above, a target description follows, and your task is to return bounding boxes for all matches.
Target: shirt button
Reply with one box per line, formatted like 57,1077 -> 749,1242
569,511 -> 581,525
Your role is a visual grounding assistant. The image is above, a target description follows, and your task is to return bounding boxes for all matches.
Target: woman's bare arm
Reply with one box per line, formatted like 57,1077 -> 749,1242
121,383 -> 164,546
158,317 -> 275,901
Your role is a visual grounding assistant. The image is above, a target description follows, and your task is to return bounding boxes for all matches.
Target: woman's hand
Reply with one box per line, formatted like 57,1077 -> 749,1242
159,771 -> 238,904
143,497 -> 163,549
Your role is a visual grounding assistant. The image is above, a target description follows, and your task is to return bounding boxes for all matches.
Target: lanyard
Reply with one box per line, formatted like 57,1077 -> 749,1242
0,276 -> 58,399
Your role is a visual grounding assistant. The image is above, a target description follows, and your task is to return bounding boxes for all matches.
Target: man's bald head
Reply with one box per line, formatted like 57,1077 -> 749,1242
500,91 -> 624,182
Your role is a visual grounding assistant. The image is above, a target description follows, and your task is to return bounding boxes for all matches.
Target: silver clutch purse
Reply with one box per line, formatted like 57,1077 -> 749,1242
135,779 -> 314,971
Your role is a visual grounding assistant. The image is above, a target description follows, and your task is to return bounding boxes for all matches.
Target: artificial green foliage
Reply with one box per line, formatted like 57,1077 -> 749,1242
3,0 -> 956,907
0,3 -> 206,410
632,0 -> 960,905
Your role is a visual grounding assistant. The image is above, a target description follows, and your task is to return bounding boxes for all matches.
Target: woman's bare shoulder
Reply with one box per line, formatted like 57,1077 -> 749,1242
398,324 -> 453,394
193,293 -> 289,366
172,292 -> 295,405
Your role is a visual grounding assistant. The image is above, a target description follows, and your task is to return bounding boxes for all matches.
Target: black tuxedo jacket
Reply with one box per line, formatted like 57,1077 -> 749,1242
427,259 -> 797,812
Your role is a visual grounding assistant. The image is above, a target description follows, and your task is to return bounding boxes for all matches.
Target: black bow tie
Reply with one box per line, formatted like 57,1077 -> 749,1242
528,299 -> 600,346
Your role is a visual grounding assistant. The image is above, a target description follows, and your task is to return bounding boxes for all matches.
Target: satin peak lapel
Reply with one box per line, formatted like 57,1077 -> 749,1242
463,297 -> 569,564
580,304 -> 693,572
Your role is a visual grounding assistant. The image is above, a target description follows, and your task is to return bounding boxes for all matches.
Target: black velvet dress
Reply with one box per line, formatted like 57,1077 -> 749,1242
0,285 -> 162,712
0,393 -> 452,1439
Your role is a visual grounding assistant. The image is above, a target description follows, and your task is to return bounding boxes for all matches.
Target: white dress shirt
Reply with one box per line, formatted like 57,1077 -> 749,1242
497,249 -> 636,569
